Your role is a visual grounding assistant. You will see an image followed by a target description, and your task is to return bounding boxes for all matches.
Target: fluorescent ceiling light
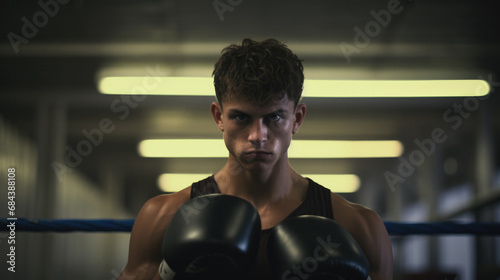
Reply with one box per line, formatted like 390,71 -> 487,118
303,79 -> 490,97
158,173 -> 212,192
99,76 -> 489,97
289,140 -> 403,158
304,174 -> 360,193
138,139 -> 403,158
99,77 -> 214,96
158,173 -> 360,193
139,139 -> 227,158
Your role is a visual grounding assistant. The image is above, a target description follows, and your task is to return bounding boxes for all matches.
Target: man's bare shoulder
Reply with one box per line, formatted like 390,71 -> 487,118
331,193 -> 393,280
119,187 -> 192,280
331,193 -> 383,231
129,186 -> 192,250
138,187 -> 192,224
330,192 -> 388,248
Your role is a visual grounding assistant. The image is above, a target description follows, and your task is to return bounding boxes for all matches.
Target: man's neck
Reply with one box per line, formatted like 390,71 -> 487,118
214,158 -> 300,207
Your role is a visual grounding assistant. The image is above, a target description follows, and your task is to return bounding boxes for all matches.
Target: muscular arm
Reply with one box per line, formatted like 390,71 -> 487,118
119,189 -> 191,280
332,194 -> 393,280
356,208 -> 393,280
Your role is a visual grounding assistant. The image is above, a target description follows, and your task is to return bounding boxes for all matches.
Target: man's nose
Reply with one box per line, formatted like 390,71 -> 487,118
248,119 -> 267,144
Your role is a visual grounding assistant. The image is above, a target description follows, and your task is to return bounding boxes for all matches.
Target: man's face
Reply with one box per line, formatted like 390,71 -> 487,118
211,95 -> 306,171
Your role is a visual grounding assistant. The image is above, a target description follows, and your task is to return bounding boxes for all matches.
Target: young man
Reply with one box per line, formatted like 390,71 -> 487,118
119,39 -> 393,280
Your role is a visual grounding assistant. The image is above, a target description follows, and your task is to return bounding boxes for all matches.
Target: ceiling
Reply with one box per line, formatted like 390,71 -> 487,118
1,0 -> 499,213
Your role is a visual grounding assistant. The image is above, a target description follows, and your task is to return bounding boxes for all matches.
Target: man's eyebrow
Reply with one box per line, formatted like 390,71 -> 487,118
226,108 -> 289,115
266,109 -> 289,116
272,109 -> 288,114
227,108 -> 248,115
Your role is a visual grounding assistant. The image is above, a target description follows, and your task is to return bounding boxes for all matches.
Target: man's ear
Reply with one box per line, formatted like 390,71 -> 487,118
292,103 -> 306,134
210,102 -> 224,132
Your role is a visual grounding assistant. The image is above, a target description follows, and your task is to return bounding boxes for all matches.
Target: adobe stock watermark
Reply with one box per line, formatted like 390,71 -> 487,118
281,234 -> 341,280
51,64 -> 167,181
384,74 -> 499,192
339,0 -> 408,64
213,0 -> 243,22
7,0 -> 72,54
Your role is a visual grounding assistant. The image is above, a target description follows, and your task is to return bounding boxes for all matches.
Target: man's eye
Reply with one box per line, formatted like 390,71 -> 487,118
268,114 -> 281,122
233,115 -> 247,121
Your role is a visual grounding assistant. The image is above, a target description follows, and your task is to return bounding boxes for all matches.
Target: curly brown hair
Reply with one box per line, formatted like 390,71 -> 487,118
212,38 -> 304,109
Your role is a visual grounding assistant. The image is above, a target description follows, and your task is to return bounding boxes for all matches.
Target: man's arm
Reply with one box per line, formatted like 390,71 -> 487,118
332,194 -> 393,280
356,207 -> 393,280
119,189 -> 191,280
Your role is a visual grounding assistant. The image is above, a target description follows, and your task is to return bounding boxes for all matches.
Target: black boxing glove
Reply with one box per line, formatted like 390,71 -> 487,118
268,215 -> 370,280
159,194 -> 261,280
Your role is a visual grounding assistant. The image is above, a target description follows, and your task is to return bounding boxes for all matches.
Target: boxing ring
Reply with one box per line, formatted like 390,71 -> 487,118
2,218 -> 500,235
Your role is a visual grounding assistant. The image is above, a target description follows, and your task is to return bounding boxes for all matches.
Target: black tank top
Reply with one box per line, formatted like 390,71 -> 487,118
190,175 -> 334,279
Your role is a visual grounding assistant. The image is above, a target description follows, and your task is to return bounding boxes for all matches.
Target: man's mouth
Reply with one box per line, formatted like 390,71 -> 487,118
243,151 -> 272,160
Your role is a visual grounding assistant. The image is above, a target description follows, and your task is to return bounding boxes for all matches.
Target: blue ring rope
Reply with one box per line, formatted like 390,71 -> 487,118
1,218 -> 134,233
2,218 -> 500,235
